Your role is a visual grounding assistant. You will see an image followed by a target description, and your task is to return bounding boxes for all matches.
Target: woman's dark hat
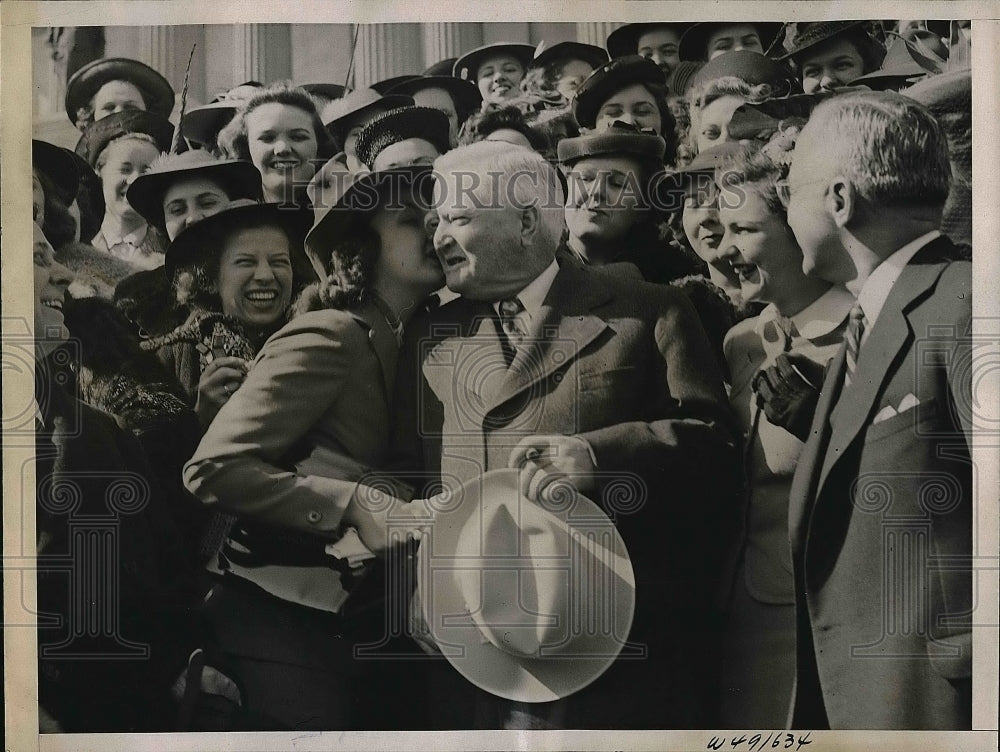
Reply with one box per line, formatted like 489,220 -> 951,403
777,20 -> 883,63
741,86 -> 871,121
301,82 -> 347,101
65,57 -> 175,126
679,22 -> 784,62
371,75 -> 422,95
322,88 -> 414,139
423,58 -> 458,77
688,49 -> 799,96
654,141 -> 747,211
531,41 -> 609,71
453,43 -> 535,82
126,150 -> 264,232
665,60 -> 704,96
75,109 -> 175,168
557,125 -> 667,165
165,199 -> 314,281
848,36 -> 942,90
305,165 -> 435,279
354,106 -> 451,170
606,23 -> 688,59
386,75 -> 483,121
32,139 -> 80,206
181,82 -> 264,146
572,55 -> 666,130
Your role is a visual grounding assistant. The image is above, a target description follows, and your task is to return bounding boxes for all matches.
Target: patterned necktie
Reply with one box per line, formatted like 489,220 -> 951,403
843,303 -> 867,389
497,297 -> 526,364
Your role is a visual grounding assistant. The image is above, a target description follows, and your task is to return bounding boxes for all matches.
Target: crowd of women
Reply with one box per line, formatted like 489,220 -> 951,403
30,19 -> 973,732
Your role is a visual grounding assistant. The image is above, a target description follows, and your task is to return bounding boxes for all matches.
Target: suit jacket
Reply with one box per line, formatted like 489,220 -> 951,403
184,304 -> 404,537
787,237 -> 973,730
393,260 -> 742,727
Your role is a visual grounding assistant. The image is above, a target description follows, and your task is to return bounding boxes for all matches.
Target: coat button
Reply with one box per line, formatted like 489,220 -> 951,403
369,328 -> 376,340
307,510 -> 322,524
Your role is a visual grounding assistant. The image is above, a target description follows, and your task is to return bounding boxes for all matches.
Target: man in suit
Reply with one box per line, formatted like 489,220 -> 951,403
393,141 -> 741,728
781,91 -> 973,729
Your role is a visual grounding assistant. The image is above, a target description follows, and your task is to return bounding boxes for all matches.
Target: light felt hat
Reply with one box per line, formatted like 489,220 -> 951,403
419,468 -> 635,703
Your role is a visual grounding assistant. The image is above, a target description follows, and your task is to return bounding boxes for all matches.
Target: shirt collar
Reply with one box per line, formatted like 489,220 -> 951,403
493,259 -> 560,322
753,285 -> 855,342
858,230 -> 940,328
99,218 -> 148,249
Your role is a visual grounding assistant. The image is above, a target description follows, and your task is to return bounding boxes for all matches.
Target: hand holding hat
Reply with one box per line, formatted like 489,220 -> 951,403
508,434 -> 598,502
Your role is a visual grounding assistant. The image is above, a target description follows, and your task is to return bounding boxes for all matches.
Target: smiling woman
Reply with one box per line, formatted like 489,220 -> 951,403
218,82 -> 335,207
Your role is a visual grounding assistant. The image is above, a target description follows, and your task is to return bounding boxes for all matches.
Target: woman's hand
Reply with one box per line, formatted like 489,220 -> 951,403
195,356 -> 249,429
344,490 -> 433,555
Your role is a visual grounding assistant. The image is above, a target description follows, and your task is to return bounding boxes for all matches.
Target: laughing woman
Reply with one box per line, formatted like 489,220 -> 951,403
713,132 -> 853,727
182,165 -> 444,731
218,83 -> 335,207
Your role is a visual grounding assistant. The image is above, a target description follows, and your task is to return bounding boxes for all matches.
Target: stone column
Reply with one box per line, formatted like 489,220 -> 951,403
577,22 -> 621,48
421,23 -> 483,70
232,24 -> 292,87
354,23 -> 424,89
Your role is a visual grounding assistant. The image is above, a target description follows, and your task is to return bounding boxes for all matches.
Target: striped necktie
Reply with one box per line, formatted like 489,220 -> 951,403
843,303 -> 867,389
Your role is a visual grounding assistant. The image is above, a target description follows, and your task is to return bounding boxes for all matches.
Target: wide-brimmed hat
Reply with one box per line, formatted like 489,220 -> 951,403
665,60 -> 704,97
558,126 -> 666,166
75,109 -> 175,168
126,150 -> 263,232
32,139 -> 80,206
353,106 -> 452,170
418,468 -> 635,703
305,164 -> 435,279
453,43 -> 535,82
181,82 -> 264,146
572,55 -> 666,130
654,141 -> 747,212
687,49 -> 799,97
301,82 -> 347,101
322,88 -> 414,139
741,85 -> 871,121
531,41 -> 609,71
65,57 -> 175,126
165,199 -> 314,281
423,58 -> 457,77
777,20 -> 883,64
606,22 -> 689,59
386,75 -> 483,122
903,66 -> 970,112
679,22 -> 784,62
371,74 -> 421,95
848,36 -> 942,90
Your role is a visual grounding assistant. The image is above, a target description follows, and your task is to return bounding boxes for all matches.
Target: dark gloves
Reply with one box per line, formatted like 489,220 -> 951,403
752,353 -> 828,442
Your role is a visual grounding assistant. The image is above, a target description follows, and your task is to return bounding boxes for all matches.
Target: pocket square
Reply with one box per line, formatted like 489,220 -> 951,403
873,405 -> 899,423
897,393 -> 921,412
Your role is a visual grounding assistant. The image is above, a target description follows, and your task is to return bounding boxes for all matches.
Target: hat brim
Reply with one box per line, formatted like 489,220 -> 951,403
453,44 -> 535,82
32,140 -> 80,205
386,76 -> 483,119
126,160 -> 264,233
606,23 -> 687,59
181,101 -> 239,146
324,95 -> 414,133
371,75 -> 422,96
65,57 -> 175,126
301,83 -> 347,101
305,165 -> 436,278
679,22 -> 784,62
532,42 -> 609,71
419,469 -> 635,703
165,202 -> 313,281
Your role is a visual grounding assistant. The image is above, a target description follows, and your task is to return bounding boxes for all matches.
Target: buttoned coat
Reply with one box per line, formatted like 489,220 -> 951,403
787,237 -> 973,730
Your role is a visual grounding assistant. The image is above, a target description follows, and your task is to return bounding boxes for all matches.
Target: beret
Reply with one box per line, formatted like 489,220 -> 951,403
688,49 -> 799,96
74,109 -> 174,168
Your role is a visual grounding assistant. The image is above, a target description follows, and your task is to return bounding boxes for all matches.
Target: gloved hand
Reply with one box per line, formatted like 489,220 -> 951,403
752,352 -> 828,441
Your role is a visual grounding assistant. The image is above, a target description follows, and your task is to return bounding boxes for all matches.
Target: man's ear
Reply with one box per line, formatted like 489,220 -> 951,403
520,203 -> 541,246
827,177 -> 856,229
